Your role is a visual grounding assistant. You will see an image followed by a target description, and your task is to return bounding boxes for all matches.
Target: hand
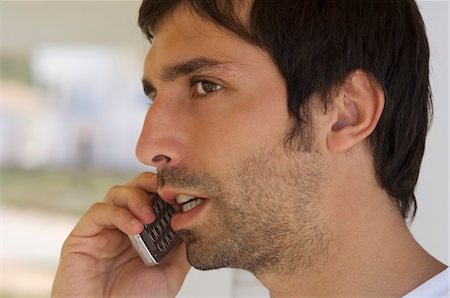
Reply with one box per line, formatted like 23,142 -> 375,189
52,172 -> 190,297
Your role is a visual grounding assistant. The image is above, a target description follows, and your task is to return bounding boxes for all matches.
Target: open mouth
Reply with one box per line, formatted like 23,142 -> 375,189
176,194 -> 205,213
170,194 -> 209,230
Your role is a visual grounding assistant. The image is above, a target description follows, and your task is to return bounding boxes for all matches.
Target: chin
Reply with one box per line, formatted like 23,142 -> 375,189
184,237 -> 239,271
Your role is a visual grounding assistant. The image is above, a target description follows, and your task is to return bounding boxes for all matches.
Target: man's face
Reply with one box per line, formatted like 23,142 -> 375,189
137,4 -> 331,275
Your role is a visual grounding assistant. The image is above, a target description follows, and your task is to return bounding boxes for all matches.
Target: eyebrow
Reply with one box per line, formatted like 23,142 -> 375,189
142,57 -> 236,96
162,57 -> 231,81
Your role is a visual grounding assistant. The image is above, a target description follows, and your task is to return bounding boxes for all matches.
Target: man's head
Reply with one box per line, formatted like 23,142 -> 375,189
135,0 -> 431,276
138,0 -> 431,219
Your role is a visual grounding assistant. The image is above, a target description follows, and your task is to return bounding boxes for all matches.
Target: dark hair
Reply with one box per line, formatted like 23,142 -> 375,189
138,0 -> 432,219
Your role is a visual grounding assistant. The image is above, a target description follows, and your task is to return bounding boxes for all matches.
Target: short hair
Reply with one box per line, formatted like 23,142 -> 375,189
138,0 -> 432,219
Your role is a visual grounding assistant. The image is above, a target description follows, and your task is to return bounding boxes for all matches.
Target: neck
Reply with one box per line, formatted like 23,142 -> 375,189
256,174 -> 446,297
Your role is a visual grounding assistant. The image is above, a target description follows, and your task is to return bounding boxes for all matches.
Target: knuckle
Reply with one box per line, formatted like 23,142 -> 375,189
107,184 -> 124,195
88,202 -> 106,213
128,171 -> 154,184
104,184 -> 126,202
138,171 -> 153,178
142,171 -> 156,178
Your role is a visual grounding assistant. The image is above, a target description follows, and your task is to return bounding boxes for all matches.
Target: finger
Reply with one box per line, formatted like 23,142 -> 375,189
125,172 -> 157,193
104,185 -> 155,223
71,202 -> 144,238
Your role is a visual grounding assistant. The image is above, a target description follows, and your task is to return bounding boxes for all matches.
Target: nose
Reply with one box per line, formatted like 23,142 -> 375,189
136,99 -> 187,169
151,154 -> 171,168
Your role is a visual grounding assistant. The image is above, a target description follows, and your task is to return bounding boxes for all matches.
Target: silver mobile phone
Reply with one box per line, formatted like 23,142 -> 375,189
129,193 -> 181,266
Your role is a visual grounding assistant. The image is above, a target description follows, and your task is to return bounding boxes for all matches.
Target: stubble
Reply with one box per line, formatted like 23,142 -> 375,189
162,143 -> 333,277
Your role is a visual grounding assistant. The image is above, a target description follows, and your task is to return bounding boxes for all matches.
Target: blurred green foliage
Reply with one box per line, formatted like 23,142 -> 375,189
0,54 -> 31,83
1,168 -> 137,215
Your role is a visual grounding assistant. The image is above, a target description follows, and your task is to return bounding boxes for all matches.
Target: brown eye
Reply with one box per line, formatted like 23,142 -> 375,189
194,81 -> 222,96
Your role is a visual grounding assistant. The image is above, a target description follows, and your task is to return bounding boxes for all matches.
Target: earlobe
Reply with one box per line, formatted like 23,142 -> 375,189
327,70 -> 384,152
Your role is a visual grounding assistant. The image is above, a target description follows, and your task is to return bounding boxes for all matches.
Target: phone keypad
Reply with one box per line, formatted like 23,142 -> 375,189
139,194 -> 181,263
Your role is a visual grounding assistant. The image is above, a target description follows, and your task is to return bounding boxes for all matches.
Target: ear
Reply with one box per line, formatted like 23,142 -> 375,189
327,70 -> 384,152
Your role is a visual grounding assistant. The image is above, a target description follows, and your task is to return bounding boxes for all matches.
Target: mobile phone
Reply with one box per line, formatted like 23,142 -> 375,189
129,193 -> 181,266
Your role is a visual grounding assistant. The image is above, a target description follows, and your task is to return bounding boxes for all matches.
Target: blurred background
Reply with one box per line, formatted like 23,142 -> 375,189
0,1 -> 448,297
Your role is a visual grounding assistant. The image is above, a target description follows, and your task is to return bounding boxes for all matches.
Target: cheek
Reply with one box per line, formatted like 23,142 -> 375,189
229,92 -> 290,148
189,96 -> 290,173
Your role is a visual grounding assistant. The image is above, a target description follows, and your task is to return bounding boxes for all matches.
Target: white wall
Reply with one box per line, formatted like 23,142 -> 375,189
410,1 -> 449,265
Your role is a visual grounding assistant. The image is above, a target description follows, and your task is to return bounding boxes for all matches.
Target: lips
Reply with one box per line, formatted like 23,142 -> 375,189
158,191 -> 202,208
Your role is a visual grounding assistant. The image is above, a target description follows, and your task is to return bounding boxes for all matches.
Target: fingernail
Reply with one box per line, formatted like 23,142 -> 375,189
130,219 -> 140,225
142,205 -> 155,219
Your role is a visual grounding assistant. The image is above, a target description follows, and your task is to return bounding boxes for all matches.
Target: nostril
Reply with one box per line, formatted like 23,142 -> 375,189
152,154 -> 171,165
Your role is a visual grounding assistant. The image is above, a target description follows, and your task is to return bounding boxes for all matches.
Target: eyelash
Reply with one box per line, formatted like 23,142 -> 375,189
144,78 -> 223,105
189,79 -> 223,98
145,90 -> 157,105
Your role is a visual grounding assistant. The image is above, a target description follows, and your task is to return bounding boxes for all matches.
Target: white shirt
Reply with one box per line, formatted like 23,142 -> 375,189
403,268 -> 449,298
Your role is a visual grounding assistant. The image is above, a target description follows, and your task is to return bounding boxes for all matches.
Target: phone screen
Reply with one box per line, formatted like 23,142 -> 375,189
129,193 -> 181,266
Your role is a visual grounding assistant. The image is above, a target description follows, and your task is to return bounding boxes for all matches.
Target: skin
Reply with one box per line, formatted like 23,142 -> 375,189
52,3 -> 447,297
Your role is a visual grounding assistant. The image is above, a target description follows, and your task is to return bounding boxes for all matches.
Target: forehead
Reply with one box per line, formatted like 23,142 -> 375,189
144,4 -> 270,76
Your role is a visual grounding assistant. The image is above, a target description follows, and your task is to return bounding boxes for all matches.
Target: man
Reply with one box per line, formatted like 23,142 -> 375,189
52,0 -> 448,297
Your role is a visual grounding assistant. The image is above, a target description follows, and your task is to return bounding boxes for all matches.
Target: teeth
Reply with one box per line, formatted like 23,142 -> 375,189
175,194 -> 205,213
181,198 -> 204,213
176,194 -> 196,204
